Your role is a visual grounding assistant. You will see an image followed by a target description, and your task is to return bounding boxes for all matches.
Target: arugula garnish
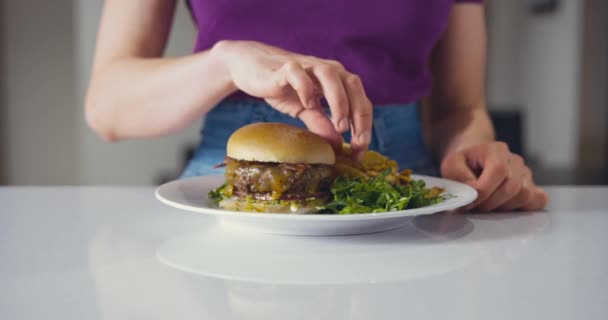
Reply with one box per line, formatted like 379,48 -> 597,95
320,169 -> 445,214
208,169 -> 446,214
208,183 -> 227,203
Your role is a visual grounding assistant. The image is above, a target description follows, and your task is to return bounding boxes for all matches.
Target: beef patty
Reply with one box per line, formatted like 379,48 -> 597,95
225,158 -> 335,200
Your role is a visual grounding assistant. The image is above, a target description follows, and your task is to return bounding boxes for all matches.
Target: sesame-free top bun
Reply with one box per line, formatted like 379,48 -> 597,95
226,123 -> 335,165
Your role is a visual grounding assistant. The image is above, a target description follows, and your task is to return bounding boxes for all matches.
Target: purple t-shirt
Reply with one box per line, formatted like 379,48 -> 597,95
189,0 -> 483,105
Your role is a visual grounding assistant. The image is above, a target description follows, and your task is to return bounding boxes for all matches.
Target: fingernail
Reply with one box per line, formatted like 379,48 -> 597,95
337,119 -> 349,132
307,98 -> 317,109
357,132 -> 371,144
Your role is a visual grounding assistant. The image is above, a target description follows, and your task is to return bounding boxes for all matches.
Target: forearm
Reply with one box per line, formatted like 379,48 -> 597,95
85,47 -> 235,141
424,102 -> 495,160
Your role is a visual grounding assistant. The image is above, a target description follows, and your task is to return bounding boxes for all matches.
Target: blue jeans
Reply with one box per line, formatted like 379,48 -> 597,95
180,99 -> 438,178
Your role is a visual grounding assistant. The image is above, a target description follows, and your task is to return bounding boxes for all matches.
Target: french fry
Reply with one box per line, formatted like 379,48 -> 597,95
335,144 -> 415,185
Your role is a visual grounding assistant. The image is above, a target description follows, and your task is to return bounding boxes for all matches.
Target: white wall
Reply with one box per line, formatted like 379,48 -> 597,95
486,0 -> 524,109
521,1 -> 583,169
486,0 -> 583,169
74,1 -> 200,185
1,0 -> 80,185
1,1 -> 202,185
578,0 -> 608,169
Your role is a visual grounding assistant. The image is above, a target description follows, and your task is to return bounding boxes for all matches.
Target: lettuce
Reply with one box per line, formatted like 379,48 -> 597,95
319,170 -> 445,214
208,183 -> 227,203
208,170 -> 446,214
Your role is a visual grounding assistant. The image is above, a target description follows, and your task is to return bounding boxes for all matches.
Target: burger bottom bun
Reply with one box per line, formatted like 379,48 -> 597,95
218,197 -> 322,214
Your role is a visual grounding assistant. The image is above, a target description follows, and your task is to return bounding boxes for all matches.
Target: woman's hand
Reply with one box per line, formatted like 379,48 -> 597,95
213,40 -> 373,157
86,2 -> 372,152
422,6 -> 547,212
440,142 -> 549,212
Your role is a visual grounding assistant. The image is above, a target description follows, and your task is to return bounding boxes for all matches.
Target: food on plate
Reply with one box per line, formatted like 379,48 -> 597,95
324,144 -> 445,214
208,123 -> 336,213
209,123 -> 446,214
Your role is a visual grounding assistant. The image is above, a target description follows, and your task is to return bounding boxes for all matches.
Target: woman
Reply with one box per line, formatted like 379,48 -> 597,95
85,0 -> 548,212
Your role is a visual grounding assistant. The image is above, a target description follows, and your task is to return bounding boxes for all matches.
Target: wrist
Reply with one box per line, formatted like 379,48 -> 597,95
431,108 -> 495,160
209,40 -> 238,94
439,135 -> 494,161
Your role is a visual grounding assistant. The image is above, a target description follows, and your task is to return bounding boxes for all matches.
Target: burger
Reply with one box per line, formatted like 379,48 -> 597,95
209,122 -> 336,213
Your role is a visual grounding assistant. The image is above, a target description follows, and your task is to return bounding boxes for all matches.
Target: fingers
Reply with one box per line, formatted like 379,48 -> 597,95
274,59 -> 372,156
311,64 -> 350,132
497,167 -> 534,211
521,187 -> 549,211
341,73 -> 373,159
297,107 -> 343,150
440,152 -> 477,184
280,61 -> 317,109
477,154 -> 525,211
449,141 -> 550,212
469,143 -> 511,209
311,62 -> 373,158
477,153 -> 548,212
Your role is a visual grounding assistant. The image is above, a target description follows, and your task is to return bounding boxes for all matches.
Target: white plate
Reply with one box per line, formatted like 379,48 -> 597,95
155,174 -> 477,236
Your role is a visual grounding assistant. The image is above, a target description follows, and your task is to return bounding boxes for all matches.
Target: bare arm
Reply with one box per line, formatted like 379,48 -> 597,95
85,0 -> 373,156
423,4 -> 548,211
422,4 -> 493,159
85,0 -> 234,141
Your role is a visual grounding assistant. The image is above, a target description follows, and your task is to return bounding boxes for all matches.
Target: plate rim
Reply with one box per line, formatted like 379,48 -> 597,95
155,174 -> 478,221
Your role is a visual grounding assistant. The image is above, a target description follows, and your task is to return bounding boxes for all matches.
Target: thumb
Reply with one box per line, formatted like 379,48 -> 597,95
440,152 -> 477,185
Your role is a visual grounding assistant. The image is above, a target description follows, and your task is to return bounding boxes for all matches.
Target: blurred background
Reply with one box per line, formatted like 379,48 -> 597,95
0,0 -> 606,186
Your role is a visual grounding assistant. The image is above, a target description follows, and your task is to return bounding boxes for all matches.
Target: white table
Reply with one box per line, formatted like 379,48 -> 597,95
1,186 -> 606,320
